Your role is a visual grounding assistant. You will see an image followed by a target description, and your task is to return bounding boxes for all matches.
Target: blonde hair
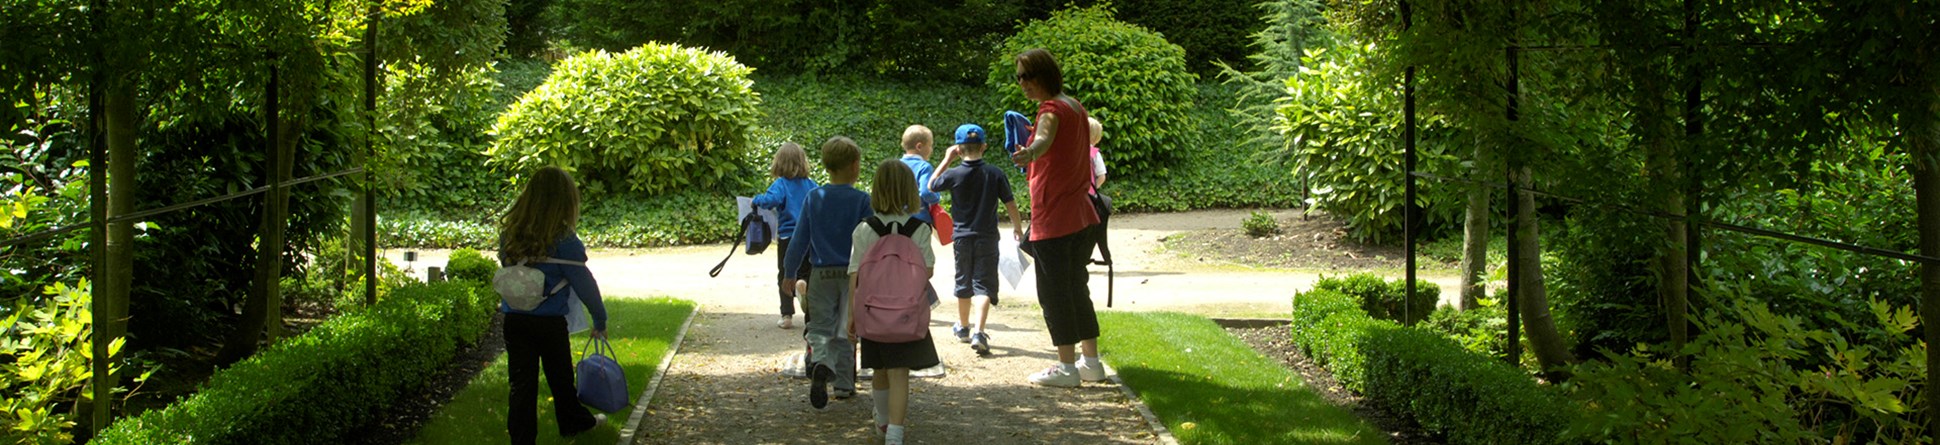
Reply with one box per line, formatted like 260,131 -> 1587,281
901,125 -> 933,152
869,158 -> 921,215
1087,117 -> 1103,146
770,142 -> 810,179
821,136 -> 860,172
500,166 -> 581,262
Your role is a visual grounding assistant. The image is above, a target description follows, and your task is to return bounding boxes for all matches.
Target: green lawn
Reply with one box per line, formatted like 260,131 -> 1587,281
1098,311 -> 1389,445
408,297 -> 696,445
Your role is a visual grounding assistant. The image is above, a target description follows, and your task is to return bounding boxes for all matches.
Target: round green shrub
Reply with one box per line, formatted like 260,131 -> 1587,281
489,43 -> 763,196
987,4 -> 1199,177
444,248 -> 497,283
1243,211 -> 1280,237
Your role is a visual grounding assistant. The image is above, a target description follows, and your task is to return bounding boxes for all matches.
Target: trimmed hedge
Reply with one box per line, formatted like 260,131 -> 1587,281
1290,284 -> 1575,444
1361,327 -> 1575,445
445,248 -> 497,283
94,281 -> 495,444
1314,273 -> 1439,325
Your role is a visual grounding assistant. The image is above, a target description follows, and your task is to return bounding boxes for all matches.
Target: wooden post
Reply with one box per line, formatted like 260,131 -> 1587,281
1504,45 -> 1522,365
86,0 -> 110,429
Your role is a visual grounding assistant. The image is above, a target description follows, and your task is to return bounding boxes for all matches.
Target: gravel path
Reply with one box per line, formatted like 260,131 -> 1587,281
381,209 -> 1467,444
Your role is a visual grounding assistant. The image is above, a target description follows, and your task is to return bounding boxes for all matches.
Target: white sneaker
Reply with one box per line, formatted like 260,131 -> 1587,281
1028,365 -> 1080,387
1077,360 -> 1108,382
778,315 -> 794,329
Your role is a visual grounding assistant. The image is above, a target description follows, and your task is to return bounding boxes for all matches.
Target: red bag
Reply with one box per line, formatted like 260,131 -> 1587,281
928,204 -> 954,245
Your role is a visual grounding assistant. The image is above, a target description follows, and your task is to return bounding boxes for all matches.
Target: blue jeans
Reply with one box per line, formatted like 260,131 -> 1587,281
804,267 -> 856,391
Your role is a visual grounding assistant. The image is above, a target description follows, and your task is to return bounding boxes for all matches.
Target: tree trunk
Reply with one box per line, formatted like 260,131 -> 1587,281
1459,145 -> 1490,309
218,67 -> 295,364
1513,166 -> 1575,377
1646,137 -> 1689,361
1908,72 -> 1940,439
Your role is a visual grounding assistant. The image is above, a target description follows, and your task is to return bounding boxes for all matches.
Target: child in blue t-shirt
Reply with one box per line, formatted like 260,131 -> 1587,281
781,136 -> 875,409
928,124 -> 1022,355
753,142 -> 819,329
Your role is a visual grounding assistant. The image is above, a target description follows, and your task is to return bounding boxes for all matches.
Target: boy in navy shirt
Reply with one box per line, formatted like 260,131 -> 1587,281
928,124 -> 1023,355
782,136 -> 875,409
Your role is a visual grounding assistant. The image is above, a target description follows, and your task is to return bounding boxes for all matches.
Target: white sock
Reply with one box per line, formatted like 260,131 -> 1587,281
873,390 -> 890,426
1058,362 -> 1077,374
1082,355 -> 1102,367
886,424 -> 906,441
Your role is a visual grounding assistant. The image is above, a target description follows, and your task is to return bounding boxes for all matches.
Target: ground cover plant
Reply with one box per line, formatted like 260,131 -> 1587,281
1097,311 -> 1386,445
407,297 -> 696,445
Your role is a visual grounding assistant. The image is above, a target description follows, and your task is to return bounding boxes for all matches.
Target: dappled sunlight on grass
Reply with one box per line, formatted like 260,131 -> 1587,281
408,297 -> 695,445
1099,311 -> 1387,445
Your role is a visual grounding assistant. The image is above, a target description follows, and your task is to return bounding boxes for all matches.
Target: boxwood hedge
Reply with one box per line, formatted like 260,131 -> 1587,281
93,281 -> 494,444
1290,283 -> 1576,444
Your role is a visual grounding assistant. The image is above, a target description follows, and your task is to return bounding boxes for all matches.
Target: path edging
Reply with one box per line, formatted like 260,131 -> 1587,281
1103,361 -> 1184,445
616,305 -> 700,444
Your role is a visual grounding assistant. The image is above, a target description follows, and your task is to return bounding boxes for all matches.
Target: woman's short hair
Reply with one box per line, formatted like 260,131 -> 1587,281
771,142 -> 810,179
1016,48 -> 1064,97
869,158 -> 921,215
499,166 -> 581,262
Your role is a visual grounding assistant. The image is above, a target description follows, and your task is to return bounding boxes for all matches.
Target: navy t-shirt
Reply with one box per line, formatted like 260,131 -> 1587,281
930,159 -> 1015,239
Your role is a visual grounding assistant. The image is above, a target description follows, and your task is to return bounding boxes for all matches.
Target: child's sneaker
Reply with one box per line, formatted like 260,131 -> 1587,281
952,324 -> 971,343
778,315 -> 794,329
1077,359 -> 1108,382
970,332 -> 991,355
809,364 -> 832,410
885,424 -> 907,445
831,388 -> 856,400
1028,364 -> 1080,388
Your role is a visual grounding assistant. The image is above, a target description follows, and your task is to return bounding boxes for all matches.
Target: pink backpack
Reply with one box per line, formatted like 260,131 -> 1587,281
854,216 -> 932,343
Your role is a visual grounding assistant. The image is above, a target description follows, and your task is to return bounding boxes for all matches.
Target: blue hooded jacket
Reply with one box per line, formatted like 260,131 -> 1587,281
1003,110 -> 1033,174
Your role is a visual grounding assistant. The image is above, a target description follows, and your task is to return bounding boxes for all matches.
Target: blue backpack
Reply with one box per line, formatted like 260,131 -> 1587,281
709,211 -> 773,277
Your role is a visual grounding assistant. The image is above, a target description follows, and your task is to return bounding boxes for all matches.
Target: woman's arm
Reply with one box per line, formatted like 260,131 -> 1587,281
1011,111 -> 1060,165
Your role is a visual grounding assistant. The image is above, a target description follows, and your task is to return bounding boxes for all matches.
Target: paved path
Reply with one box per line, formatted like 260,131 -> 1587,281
385,209 -> 1462,444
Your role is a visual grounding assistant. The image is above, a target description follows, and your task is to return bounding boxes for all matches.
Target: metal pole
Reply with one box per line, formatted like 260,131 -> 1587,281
364,2 -> 380,304
1504,45 -> 1523,365
1402,0 -> 1418,326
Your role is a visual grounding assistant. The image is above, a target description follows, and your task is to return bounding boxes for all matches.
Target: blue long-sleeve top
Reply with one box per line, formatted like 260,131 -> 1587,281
498,233 -> 608,331
751,177 -> 819,239
781,184 -> 874,272
901,155 -> 941,223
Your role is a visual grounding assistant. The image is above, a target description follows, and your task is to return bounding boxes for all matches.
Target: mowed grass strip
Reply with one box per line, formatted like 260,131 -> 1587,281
1098,311 -> 1389,445
409,297 -> 697,445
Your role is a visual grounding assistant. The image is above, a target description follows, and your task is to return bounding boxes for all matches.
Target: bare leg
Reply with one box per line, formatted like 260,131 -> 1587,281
1080,338 -> 1098,358
1056,344 -> 1077,363
972,295 -> 992,332
957,297 -> 972,328
888,368 -> 911,425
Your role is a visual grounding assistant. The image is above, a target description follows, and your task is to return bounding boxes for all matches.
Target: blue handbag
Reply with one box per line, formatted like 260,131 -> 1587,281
576,336 -> 629,413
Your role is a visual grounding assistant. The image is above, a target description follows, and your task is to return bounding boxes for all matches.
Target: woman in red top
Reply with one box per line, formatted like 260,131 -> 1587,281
1008,48 -> 1107,388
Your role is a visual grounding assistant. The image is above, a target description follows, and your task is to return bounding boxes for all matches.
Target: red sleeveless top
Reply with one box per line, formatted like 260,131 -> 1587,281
1025,97 -> 1099,241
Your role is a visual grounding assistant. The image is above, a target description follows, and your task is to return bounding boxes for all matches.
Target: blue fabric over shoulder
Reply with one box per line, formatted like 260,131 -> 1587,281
1003,110 -> 1033,174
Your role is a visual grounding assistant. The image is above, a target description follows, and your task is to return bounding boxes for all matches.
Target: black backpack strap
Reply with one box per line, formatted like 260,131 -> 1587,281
896,219 -> 923,238
709,213 -> 755,278
864,215 -> 890,236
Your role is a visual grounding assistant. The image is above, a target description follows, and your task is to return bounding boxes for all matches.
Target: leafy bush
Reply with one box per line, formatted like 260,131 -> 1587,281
380,216 -> 497,250
1361,326 -> 1575,445
1271,43 -> 1463,243
1564,297 -> 1926,444
444,248 -> 496,283
1423,303 -> 1511,359
1112,0 -> 1265,75
1,281 -> 138,445
373,62 -> 508,219
490,43 -> 764,197
1314,273 -> 1438,325
1107,85 -> 1303,213
988,4 -> 1199,177
1,96 -> 90,303
93,281 -> 494,445
1242,211 -> 1279,237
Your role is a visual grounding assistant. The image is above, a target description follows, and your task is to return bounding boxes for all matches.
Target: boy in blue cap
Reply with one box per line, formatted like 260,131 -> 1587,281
928,123 -> 1024,354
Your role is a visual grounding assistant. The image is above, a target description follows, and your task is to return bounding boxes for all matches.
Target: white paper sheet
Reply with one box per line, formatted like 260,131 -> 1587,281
735,196 -> 781,238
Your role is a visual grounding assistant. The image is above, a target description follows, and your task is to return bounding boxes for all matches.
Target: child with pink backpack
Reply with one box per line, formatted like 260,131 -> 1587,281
847,158 -> 941,445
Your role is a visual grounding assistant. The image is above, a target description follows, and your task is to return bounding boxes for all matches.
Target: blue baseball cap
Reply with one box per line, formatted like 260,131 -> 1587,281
954,123 -> 986,145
